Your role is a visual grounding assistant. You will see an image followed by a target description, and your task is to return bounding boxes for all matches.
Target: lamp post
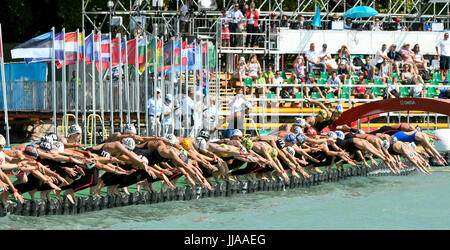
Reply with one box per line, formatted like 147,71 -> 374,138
107,0 -> 114,34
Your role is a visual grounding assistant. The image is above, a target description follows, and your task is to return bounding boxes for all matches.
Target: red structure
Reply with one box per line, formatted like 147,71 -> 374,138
330,98 -> 450,131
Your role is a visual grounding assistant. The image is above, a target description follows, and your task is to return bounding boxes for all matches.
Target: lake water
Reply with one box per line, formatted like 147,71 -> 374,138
1,167 -> 449,230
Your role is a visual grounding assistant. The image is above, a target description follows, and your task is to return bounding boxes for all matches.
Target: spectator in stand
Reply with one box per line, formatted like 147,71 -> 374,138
286,72 -> 299,96
305,43 -> 326,73
245,2 -> 260,48
344,18 -> 353,30
401,63 -> 425,86
293,55 -> 305,80
438,80 -> 450,99
133,22 -> 144,40
233,56 -> 248,86
162,94 -> 174,135
303,73 -> 323,99
399,43 -> 419,74
326,71 -> 341,97
352,77 -> 374,99
436,32 -> 450,81
263,65 -> 274,85
271,70 -> 284,98
220,7 -> 231,47
385,75 -> 401,99
394,17 -> 408,31
180,0 -> 192,37
409,81 -> 425,98
228,2 -> 245,47
318,43 -> 335,73
337,45 -> 355,74
361,55 -> 374,81
420,18 -> 431,31
269,13 -> 279,41
296,15 -> 311,30
374,59 -> 391,84
374,44 -> 390,77
371,17 -> 383,31
387,44 -> 402,75
327,13 -> 339,29
247,54 -> 262,82
280,15 -> 290,28
412,44 -> 428,72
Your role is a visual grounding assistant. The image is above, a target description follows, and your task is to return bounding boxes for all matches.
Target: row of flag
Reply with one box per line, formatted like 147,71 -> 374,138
10,29 -> 216,74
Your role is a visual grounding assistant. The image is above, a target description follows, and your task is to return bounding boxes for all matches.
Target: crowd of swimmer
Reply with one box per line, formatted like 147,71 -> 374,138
0,101 -> 447,206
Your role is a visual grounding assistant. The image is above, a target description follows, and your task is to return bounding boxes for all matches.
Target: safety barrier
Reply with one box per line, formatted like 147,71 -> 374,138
3,157 -> 443,217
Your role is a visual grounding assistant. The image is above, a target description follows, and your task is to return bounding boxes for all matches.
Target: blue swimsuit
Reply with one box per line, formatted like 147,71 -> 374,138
393,131 -> 417,143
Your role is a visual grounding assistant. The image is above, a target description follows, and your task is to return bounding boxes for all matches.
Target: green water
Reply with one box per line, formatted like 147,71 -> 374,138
1,167 -> 449,230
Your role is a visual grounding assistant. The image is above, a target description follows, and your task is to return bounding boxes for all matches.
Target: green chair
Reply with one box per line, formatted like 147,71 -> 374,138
325,92 -> 335,99
317,78 -> 327,85
430,79 -> 439,86
320,72 -> 329,80
266,91 -> 275,99
280,71 -> 288,81
311,92 -> 321,99
244,78 -> 253,88
295,92 -> 304,99
339,87 -> 350,100
433,72 -> 443,82
310,72 -> 317,80
426,87 -> 438,98
399,87 -> 410,97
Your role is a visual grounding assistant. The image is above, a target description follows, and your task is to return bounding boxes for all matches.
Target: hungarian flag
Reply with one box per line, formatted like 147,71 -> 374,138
56,32 -> 84,69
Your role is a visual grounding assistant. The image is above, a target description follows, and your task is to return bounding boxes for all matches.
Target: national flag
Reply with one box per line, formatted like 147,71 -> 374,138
56,32 -> 84,68
0,28 -> 2,58
311,4 -> 322,28
95,34 -> 110,71
84,32 -> 100,64
111,36 -> 120,67
137,38 -> 147,74
11,31 -> 56,63
163,41 -> 172,71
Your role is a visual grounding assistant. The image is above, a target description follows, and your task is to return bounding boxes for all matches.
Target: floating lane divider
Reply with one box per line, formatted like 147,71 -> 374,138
0,161 -> 428,217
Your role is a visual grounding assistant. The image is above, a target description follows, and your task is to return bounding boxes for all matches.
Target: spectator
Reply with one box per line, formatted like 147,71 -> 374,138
374,59 -> 391,84
361,55 -> 374,81
344,18 -> 353,30
385,76 -> 401,99
412,44 -> 428,72
220,7 -> 231,47
269,12 -> 279,42
352,77 -> 374,99
262,65 -> 274,85
295,15 -> 311,30
387,44 -> 402,74
302,73 -> 323,99
326,71 -> 341,97
399,43 -> 419,74
233,56 -> 248,86
371,17 -> 383,31
337,45 -> 355,74
436,32 -> 450,81
271,70 -> 284,98
327,13 -> 339,29
175,88 -> 195,137
318,43 -> 335,73
286,72 -> 299,96
374,44 -> 389,69
133,21 -> 144,39
420,18 -> 431,31
394,17 -> 408,31
148,88 -> 163,136
180,0 -> 192,37
162,94 -> 173,135
245,2 -> 260,48
438,80 -> 450,99
247,54 -> 262,82
401,63 -> 425,86
293,55 -> 305,79
203,96 -> 219,132
227,2 -> 244,47
280,15 -> 290,28
305,43 -> 326,73
409,81 -> 425,98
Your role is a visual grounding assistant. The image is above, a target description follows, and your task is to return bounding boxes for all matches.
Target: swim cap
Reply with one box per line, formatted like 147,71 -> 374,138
241,137 -> 254,150
327,131 -> 337,139
194,137 -> 208,150
181,139 -> 193,151
68,124 -> 82,136
121,137 -> 136,151
23,144 -> 39,158
276,139 -> 286,149
285,146 -> 295,157
138,155 -> 149,165
285,134 -> 297,143
292,126 -> 302,134
52,141 -> 65,152
0,134 -> 5,148
415,125 -> 422,132
355,129 -> 365,135
381,139 -> 390,150
231,129 -> 243,138
123,124 -> 137,134
294,117 -> 306,127
410,142 -> 417,150
335,131 -> 345,140
335,104 -> 344,113
219,144 -> 230,157
318,109 -> 327,118
39,137 -> 53,151
198,129 -> 210,140
391,135 -> 398,144
296,133 -> 306,145
166,134 -> 179,145
45,133 -> 58,142
269,147 -> 278,159
305,127 -> 317,137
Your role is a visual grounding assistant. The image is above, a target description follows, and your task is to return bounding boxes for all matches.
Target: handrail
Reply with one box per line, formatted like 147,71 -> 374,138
87,114 -> 105,146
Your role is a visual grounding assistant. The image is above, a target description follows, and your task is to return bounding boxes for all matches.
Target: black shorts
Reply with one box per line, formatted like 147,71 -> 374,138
440,55 -> 450,70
